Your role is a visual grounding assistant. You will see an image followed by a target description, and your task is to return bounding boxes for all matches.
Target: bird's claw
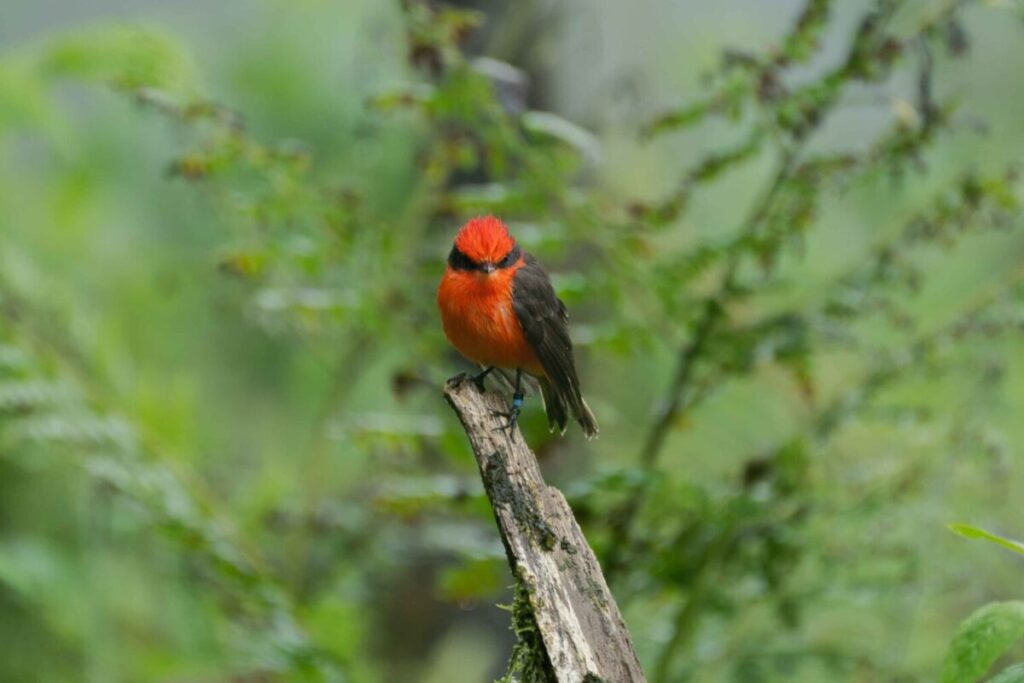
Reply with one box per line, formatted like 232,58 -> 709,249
491,408 -> 520,440
492,391 -> 524,440
471,367 -> 494,393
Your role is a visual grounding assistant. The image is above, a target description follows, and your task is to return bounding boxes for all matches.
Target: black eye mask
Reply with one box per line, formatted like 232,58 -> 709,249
448,243 -> 521,272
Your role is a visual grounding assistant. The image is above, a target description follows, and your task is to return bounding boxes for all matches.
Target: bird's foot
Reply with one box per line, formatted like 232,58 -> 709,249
446,372 -> 469,390
471,366 -> 495,393
492,393 -> 524,440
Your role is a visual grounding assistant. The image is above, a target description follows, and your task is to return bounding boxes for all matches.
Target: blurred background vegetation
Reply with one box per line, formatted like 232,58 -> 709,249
2,0 -> 1024,681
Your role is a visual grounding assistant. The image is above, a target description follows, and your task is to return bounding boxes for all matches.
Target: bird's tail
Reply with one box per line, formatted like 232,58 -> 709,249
539,376 -> 599,440
575,397 -> 599,440
539,377 -> 567,435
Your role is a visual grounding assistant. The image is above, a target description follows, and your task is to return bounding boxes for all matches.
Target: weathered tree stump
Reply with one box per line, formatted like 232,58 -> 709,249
444,374 -> 646,683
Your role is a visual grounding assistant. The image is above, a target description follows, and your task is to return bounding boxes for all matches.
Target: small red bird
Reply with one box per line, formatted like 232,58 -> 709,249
437,215 -> 598,438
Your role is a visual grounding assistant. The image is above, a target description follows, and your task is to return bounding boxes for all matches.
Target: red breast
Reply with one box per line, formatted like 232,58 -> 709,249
436,217 -> 545,375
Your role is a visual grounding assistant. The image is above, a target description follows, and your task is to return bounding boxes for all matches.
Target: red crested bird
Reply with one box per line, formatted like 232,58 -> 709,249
437,215 -> 598,438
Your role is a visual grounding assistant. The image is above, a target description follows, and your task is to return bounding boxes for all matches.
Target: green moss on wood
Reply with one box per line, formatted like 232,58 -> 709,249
496,569 -> 556,683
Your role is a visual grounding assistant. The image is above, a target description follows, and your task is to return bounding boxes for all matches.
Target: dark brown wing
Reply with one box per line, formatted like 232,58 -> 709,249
512,254 -> 598,437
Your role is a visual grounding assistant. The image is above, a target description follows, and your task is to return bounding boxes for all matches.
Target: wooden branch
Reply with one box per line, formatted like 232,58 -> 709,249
444,374 -> 646,683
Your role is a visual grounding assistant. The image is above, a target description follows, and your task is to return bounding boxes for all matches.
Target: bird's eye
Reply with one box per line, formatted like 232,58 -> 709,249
448,246 -> 478,271
498,245 -> 521,269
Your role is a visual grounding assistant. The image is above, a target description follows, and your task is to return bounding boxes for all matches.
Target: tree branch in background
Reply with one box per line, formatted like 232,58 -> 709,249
602,0 -> 976,585
640,187 -> 1024,679
444,375 -> 646,683
603,148 -> 802,581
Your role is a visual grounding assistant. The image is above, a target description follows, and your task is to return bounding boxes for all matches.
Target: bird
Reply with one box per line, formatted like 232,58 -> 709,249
437,215 -> 598,439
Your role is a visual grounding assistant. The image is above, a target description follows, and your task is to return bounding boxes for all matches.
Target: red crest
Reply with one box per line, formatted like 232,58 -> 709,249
454,215 -> 516,263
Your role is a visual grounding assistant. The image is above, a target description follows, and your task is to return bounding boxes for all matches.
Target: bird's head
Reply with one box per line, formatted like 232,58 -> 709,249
448,215 -> 521,275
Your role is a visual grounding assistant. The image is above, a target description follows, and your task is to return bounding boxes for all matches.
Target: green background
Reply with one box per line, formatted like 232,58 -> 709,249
1,1 -> 1023,681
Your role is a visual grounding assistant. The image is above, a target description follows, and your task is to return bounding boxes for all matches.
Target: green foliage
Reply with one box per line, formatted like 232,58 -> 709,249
940,602 -> 1024,683
0,25 -> 194,138
0,319 -> 345,681
36,25 -> 195,91
2,0 -> 1024,681
942,525 -> 1024,683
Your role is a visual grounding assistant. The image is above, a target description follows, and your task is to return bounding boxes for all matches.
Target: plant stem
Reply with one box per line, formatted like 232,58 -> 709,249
603,148 -> 800,582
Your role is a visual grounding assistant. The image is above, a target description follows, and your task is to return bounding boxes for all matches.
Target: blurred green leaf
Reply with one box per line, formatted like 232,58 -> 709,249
0,64 -> 52,132
36,26 -> 194,91
949,524 -> 1024,557
941,602 -> 1024,683
521,111 -> 601,162
990,663 -> 1024,683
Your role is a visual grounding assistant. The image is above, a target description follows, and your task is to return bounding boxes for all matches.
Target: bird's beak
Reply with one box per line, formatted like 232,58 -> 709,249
481,262 -> 496,274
